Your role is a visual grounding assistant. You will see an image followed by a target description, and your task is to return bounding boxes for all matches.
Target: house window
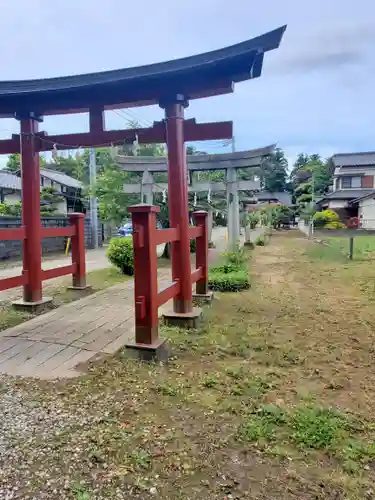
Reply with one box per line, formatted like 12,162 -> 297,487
341,176 -> 361,189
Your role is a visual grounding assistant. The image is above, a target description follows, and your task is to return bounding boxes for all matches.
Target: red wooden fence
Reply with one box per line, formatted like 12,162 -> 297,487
0,212 -> 87,298
128,205 -> 208,349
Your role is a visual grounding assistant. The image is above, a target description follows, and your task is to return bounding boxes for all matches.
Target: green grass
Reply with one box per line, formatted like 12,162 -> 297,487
308,235 -> 375,261
238,402 -> 375,471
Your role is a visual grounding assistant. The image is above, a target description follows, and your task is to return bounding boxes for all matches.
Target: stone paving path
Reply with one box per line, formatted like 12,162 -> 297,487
0,226 -> 259,380
0,229 -> 228,380
0,268 -> 173,380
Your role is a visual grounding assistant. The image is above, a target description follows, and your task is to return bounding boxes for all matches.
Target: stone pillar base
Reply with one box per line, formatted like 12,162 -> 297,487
163,307 -> 203,329
193,292 -> 214,306
12,297 -> 53,314
125,338 -> 168,362
67,285 -> 93,292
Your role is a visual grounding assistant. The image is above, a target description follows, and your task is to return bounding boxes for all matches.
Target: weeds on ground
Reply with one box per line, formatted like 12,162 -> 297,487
5,232 -> 375,499
255,235 -> 267,246
308,236 -> 375,262
209,242 -> 250,292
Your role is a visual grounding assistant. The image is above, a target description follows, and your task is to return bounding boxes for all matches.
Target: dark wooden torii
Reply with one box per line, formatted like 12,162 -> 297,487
0,25 -> 286,355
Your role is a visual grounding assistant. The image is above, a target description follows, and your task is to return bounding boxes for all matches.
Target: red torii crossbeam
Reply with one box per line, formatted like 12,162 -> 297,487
0,119 -> 233,154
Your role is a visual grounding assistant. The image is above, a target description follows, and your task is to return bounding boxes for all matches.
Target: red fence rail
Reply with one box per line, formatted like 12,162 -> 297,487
0,212 -> 87,297
0,228 -> 26,241
128,205 -> 209,349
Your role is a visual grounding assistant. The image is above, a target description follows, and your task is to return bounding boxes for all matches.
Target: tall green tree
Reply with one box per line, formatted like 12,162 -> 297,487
6,153 -> 21,172
6,153 -> 46,172
293,154 -> 334,211
260,148 -> 288,192
290,153 -> 310,188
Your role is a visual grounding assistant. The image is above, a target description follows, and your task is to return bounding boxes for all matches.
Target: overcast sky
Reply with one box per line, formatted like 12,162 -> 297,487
0,0 -> 373,168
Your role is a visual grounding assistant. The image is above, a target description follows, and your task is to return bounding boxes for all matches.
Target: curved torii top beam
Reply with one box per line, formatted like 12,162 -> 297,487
117,145 -> 275,172
0,26 -> 286,116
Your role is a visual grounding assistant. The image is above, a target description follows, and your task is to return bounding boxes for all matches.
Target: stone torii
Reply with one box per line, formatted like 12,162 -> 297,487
117,145 -> 274,246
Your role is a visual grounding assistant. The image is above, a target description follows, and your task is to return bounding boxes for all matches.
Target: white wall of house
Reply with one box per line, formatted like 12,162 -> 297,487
333,166 -> 375,191
358,198 -> 375,228
4,192 -> 21,204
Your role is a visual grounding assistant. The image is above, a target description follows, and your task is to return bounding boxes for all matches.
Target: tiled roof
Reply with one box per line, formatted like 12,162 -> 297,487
317,189 -> 375,203
0,171 -> 22,190
256,191 -> 292,205
348,189 -> 375,204
40,168 -> 82,189
332,152 -> 375,167
0,168 -> 82,190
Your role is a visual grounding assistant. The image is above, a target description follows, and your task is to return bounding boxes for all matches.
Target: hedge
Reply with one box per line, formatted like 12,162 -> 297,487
208,267 -> 250,292
208,260 -> 250,292
107,237 -> 134,275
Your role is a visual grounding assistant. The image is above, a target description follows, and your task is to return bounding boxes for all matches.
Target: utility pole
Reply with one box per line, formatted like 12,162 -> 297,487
89,149 -> 99,249
310,171 -> 315,236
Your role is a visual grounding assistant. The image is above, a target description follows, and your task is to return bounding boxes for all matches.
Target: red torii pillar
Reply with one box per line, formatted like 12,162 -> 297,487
163,96 -> 193,313
12,113 -> 87,310
160,95 -> 203,325
20,118 -> 44,303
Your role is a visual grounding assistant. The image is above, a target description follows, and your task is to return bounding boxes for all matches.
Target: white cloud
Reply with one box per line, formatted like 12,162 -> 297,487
0,0 -> 373,163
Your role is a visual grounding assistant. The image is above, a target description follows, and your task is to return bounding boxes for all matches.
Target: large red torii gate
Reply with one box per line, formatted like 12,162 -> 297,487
0,24 -> 286,357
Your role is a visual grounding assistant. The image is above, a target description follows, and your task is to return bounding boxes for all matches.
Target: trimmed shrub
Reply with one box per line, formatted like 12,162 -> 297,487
313,209 -> 339,228
209,245 -> 250,292
107,237 -> 134,275
324,221 -> 347,230
210,262 -> 242,274
208,268 -> 250,292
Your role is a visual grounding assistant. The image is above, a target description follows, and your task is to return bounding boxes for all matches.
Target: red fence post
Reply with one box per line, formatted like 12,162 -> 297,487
126,205 -> 166,360
68,213 -> 87,289
194,211 -> 210,297
20,118 -> 44,304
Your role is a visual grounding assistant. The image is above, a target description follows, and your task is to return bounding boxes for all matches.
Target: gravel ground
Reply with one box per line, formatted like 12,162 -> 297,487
0,376 -> 97,500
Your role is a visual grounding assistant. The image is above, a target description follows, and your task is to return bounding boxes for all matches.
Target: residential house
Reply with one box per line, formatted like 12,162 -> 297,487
245,191 -> 292,211
316,152 -> 375,221
349,191 -> 375,229
0,167 -> 84,214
